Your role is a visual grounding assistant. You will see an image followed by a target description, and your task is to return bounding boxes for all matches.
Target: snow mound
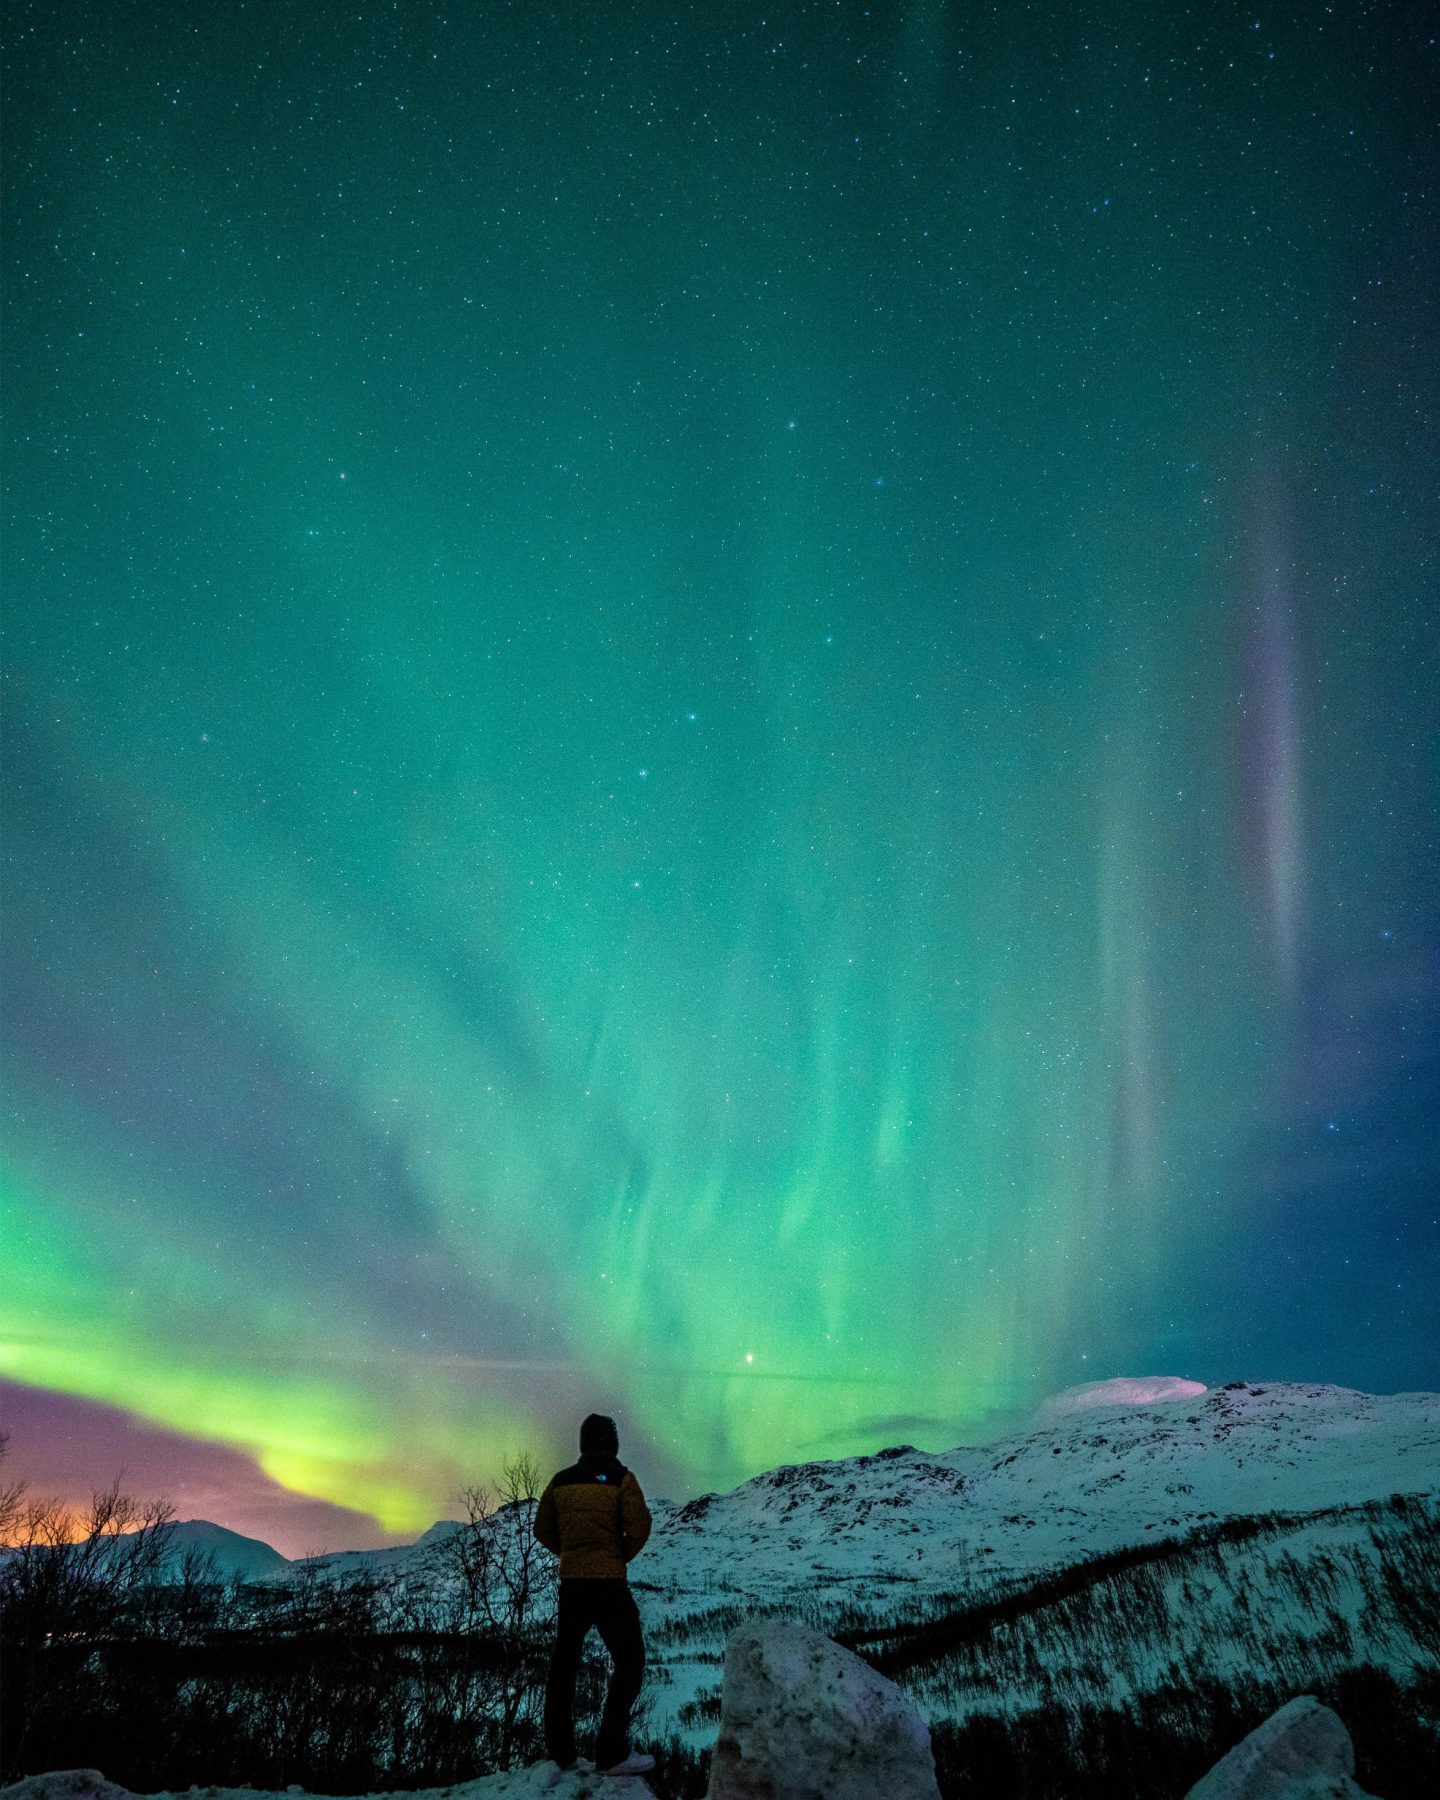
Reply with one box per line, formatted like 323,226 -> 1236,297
0,1777 -> 130,1800
157,1521 -> 292,1582
1038,1375 -> 1208,1417
707,1619 -> 940,1800
0,1767 -> 651,1800
1184,1695 -> 1375,1799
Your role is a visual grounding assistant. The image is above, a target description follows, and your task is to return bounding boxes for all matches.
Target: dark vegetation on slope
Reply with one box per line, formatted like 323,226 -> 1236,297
838,1493 -> 1440,1673
886,1497 -> 1440,1739
927,1664 -> 1440,1800
645,1664 -> 1440,1800
0,1461 -> 579,1790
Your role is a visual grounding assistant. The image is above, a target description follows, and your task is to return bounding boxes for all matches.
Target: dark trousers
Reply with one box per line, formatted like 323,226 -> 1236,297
544,1578 -> 645,1769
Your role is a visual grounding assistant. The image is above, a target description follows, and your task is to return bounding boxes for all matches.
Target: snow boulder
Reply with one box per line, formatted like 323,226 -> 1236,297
0,1777 -> 129,1800
705,1619 -> 940,1800
1184,1696 -> 1377,1799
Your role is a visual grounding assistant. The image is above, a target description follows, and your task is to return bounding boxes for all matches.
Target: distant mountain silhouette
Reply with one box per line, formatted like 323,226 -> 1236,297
154,1519 -> 292,1580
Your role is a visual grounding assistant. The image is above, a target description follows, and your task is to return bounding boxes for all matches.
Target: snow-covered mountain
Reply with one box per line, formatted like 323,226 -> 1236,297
152,1381 -> 1440,1748
637,1378 -> 1440,1600
152,1519 -> 292,1582
614,1380 -> 1440,1741
175,1378 -> 1440,1598
291,1519 -> 466,1580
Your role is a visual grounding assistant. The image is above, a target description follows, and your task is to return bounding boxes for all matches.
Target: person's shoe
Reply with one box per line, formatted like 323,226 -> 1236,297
599,1751 -> 656,1777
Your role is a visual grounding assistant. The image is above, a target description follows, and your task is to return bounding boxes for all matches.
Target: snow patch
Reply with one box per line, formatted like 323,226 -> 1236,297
1038,1375 -> 1209,1417
0,1768 -> 648,1800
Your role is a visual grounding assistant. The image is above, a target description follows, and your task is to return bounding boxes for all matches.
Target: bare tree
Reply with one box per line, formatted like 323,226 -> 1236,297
0,1450 -> 571,1786
0,1432 -> 25,1544
0,1476 -> 174,1778
435,1454 -> 556,1770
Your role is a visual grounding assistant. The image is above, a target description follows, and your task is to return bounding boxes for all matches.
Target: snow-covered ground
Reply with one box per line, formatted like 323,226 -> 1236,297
0,1766 -> 642,1800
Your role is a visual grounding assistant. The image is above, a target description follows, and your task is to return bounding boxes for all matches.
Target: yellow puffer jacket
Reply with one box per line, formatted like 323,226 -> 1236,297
533,1455 -> 652,1581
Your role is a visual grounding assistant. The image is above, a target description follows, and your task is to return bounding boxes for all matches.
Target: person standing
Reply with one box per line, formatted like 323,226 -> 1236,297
533,1413 -> 654,1777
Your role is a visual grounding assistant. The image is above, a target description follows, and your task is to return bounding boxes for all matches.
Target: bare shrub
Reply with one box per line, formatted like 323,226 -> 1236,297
0,1475 -> 174,1777
428,1452 -> 557,1770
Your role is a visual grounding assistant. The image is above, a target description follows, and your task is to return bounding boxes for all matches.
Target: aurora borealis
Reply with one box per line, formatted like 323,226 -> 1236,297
2,1 -> 1436,1553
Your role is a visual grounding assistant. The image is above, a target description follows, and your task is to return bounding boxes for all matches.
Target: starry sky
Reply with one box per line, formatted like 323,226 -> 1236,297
2,0 -> 1437,1555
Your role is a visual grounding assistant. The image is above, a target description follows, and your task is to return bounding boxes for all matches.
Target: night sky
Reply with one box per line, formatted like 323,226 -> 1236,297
3,0 -> 1437,1555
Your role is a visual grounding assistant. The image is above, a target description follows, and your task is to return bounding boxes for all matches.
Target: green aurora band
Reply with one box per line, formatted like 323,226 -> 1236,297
3,0 -> 1435,1535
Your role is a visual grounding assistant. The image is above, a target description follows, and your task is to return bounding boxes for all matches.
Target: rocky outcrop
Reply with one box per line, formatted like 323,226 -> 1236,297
1184,1695 -> 1377,1800
705,1619 -> 941,1800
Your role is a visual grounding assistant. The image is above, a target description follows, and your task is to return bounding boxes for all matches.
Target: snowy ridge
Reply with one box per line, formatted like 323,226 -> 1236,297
634,1381 -> 1440,1601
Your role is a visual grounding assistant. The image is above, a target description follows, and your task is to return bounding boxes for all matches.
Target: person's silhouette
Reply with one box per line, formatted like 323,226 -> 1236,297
533,1412 -> 654,1776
